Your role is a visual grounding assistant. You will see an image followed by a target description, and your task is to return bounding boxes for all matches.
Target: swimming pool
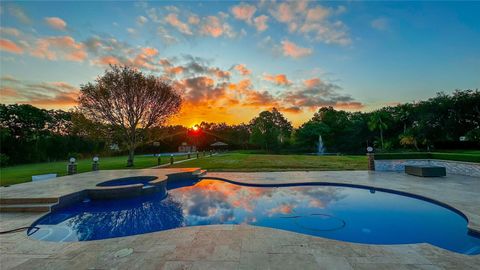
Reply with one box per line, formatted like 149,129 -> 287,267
27,179 -> 480,255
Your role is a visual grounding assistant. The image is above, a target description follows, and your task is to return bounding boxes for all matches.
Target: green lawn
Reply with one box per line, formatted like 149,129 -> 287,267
0,154 -> 188,186
168,152 -> 368,172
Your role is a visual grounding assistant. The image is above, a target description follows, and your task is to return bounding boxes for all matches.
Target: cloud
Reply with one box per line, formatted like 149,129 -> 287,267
126,28 -> 136,35
0,39 -> 24,54
263,73 -> 291,86
7,5 -> 31,24
270,2 -> 295,23
233,64 -> 251,76
45,17 -> 67,30
92,56 -> 121,66
165,13 -> 192,35
160,55 -> 231,80
200,15 -> 235,38
281,40 -> 312,58
306,6 -> 330,21
281,77 -> 364,110
141,47 -> 158,57
0,77 -> 79,108
31,36 -> 87,62
231,3 -> 256,23
253,15 -> 269,32
137,15 -> 148,25
243,90 -> 277,107
0,27 -> 21,37
178,76 -> 228,106
269,1 -> 351,46
299,21 -> 351,45
188,15 -> 200,25
371,17 -> 389,31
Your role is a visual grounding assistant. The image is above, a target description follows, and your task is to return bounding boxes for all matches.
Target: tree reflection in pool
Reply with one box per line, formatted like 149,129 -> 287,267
27,179 -> 480,255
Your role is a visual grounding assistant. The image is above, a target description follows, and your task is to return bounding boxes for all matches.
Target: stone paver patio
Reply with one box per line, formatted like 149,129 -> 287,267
0,169 -> 479,269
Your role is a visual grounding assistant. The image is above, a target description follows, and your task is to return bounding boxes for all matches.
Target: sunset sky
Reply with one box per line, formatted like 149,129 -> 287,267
1,1 -> 479,127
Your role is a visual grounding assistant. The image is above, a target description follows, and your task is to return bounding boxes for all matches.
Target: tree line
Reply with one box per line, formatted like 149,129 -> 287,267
1,66 -> 478,167
1,89 -> 478,166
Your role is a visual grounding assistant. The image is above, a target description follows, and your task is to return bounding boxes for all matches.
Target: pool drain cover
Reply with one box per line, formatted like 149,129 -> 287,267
295,214 -> 346,232
114,248 -> 133,258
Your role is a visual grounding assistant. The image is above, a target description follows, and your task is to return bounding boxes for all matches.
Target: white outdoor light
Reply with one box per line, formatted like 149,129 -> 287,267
366,146 -> 374,153
69,157 -> 76,163
93,156 -> 99,162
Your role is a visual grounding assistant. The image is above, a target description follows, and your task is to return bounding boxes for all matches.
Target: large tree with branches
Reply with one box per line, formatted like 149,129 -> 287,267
78,65 -> 182,167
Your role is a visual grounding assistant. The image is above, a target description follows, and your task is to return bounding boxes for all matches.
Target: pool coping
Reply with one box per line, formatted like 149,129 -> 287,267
1,170 -> 480,269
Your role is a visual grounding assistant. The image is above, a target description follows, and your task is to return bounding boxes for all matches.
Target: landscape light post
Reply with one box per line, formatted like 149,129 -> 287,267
157,155 -> 161,166
366,146 -> 375,171
196,152 -> 199,159
67,157 -> 77,175
170,154 -> 174,165
92,156 -> 99,171
188,152 -> 191,159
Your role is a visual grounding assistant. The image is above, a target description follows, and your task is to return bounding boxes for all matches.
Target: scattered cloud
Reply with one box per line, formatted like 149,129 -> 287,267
0,76 -> 79,108
233,64 -> 251,76
45,17 -> 67,31
263,73 -> 291,86
137,15 -> 148,25
306,6 -> 330,21
31,36 -> 87,62
281,40 -> 313,58
253,15 -> 269,32
231,3 -> 257,23
268,1 -> 351,46
200,15 -> 235,38
126,28 -> 136,35
7,5 -> 31,24
282,77 -> 364,110
0,27 -> 22,37
165,13 -> 192,35
0,39 -> 24,54
188,15 -> 200,25
371,17 -> 389,31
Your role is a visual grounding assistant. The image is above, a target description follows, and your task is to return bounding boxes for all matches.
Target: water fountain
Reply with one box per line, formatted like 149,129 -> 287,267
317,135 -> 325,155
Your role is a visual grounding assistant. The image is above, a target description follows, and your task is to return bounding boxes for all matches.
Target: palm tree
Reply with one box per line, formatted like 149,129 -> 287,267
368,111 -> 389,149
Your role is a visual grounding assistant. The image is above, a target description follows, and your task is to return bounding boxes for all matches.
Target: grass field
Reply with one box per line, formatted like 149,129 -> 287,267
169,152 -> 368,172
0,155 -> 188,186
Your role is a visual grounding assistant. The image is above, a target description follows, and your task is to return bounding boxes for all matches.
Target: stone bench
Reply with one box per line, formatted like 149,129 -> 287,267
405,165 -> 446,177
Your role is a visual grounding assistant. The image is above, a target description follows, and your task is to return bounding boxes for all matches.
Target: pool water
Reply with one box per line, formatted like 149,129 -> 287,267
27,179 -> 480,255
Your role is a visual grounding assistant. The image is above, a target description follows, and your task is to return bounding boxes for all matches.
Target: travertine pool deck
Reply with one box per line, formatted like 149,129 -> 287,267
0,170 -> 479,269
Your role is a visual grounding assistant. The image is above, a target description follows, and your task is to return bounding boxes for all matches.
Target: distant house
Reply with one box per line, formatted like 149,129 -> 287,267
178,142 -> 196,153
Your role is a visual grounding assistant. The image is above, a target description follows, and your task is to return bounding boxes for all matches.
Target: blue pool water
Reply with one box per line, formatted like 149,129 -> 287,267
27,179 -> 480,255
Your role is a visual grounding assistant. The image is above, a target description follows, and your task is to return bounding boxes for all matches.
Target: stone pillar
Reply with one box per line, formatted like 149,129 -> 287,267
67,158 -> 77,175
92,162 -> 99,171
170,154 -> 174,165
367,153 -> 375,171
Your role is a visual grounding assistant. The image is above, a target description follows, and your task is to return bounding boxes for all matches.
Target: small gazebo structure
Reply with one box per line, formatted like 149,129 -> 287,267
210,141 -> 228,152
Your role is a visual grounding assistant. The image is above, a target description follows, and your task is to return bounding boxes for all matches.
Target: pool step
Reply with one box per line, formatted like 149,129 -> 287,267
0,197 -> 58,205
0,198 -> 58,213
193,169 -> 207,177
0,203 -> 54,213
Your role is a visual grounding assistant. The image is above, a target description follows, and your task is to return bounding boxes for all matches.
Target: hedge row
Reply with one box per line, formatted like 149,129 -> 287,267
375,152 -> 480,163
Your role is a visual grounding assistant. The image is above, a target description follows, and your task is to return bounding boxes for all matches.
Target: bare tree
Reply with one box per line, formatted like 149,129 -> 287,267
78,65 -> 182,167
